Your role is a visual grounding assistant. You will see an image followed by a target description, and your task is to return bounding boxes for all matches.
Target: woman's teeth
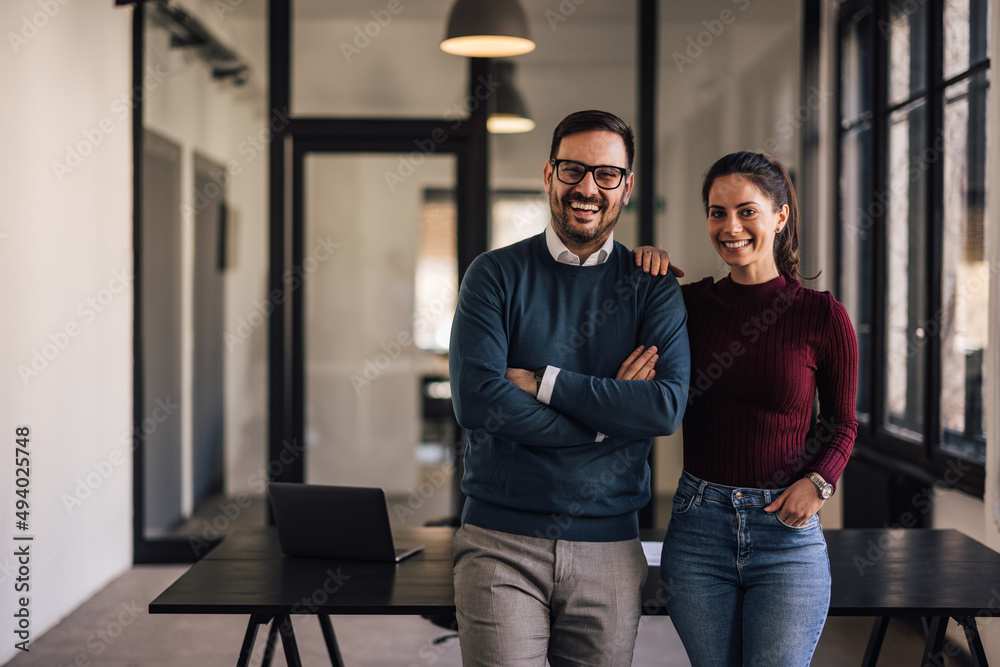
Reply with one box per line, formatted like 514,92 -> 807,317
724,239 -> 751,249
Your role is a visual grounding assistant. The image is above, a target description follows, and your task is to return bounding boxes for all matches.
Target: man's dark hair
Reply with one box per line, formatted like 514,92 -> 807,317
549,110 -> 635,170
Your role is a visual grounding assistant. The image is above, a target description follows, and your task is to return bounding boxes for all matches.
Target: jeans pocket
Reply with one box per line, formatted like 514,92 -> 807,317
671,490 -> 696,515
773,512 -> 819,530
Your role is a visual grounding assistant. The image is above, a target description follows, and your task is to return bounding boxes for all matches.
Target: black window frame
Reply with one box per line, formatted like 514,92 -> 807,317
836,0 -> 989,497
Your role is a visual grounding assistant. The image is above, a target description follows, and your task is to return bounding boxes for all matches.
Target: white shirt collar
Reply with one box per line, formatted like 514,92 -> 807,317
544,222 -> 614,267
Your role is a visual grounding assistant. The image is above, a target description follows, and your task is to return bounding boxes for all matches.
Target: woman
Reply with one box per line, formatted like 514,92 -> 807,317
631,151 -> 858,666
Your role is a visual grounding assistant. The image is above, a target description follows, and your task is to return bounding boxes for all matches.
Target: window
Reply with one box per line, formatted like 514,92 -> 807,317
837,0 -> 990,489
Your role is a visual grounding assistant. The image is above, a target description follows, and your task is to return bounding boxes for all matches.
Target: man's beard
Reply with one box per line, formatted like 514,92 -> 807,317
549,191 -> 624,247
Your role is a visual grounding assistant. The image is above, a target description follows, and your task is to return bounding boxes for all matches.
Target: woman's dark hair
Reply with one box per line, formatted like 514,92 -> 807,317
549,110 -> 635,170
701,151 -> 811,278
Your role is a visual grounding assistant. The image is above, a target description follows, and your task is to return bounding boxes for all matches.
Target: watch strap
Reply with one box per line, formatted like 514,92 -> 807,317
533,367 -> 546,394
806,472 -> 833,499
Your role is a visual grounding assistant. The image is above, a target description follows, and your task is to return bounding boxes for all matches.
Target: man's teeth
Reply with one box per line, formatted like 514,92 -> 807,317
570,202 -> 600,212
724,240 -> 751,249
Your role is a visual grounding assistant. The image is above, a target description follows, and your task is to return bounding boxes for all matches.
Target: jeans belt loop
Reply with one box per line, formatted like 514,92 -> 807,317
694,479 -> 708,506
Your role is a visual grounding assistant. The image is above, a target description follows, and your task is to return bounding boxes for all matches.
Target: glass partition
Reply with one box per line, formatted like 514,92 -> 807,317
304,153 -> 458,528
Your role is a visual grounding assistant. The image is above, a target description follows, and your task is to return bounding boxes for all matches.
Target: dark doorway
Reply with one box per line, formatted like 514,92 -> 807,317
141,129 -> 184,536
192,154 -> 227,506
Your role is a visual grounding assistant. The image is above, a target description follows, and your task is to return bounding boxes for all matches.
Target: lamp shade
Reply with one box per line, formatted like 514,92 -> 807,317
440,0 -> 535,58
487,60 -> 534,134
487,114 -> 536,134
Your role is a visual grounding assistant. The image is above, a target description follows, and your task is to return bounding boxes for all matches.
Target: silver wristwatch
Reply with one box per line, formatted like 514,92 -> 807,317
806,473 -> 834,499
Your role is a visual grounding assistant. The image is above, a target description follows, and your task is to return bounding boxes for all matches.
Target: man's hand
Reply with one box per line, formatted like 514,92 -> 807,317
505,367 -> 538,397
633,246 -> 684,277
763,478 -> 826,527
507,344 -> 659,399
615,345 -> 658,381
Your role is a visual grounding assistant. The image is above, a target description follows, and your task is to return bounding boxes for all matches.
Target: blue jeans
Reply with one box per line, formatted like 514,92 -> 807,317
660,471 -> 831,667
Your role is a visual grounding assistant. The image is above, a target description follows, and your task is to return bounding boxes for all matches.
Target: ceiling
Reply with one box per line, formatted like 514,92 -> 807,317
234,0 -> 796,25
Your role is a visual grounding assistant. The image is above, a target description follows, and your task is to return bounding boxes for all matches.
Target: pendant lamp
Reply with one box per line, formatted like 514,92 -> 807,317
487,61 -> 535,133
440,0 -> 535,58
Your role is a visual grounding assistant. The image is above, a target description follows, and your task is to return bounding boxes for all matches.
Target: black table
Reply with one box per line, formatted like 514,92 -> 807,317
149,527 -> 1000,666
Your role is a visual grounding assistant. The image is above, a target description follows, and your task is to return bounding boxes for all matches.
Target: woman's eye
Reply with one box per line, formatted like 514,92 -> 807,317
741,209 -> 756,217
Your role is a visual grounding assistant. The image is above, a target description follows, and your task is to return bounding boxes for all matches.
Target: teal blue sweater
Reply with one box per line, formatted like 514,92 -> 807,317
449,233 -> 690,541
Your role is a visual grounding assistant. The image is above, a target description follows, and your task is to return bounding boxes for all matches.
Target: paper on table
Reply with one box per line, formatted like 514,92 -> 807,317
641,541 -> 661,566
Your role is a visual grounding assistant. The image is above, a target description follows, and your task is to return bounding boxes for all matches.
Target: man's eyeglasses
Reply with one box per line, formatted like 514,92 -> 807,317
550,159 -> 629,190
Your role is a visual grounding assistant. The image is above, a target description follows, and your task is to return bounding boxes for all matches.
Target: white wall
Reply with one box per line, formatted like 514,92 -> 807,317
292,16 -> 466,118
656,4 -> 803,283
652,0 -> 804,504
0,2 -> 133,663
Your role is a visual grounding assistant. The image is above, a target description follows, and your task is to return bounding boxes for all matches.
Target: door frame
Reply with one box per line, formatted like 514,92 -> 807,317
265,0 -> 491,497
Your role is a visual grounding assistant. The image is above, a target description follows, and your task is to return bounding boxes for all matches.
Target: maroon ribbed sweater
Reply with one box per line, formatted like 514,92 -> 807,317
681,272 -> 858,490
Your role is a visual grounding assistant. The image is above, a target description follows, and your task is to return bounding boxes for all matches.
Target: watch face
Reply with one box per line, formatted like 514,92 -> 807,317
809,474 -> 833,499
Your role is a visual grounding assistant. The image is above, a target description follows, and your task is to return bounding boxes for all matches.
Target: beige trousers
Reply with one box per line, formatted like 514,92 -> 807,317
452,523 -> 648,667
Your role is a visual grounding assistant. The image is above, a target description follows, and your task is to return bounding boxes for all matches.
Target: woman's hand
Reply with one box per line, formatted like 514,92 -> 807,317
633,246 -> 684,277
504,367 -> 537,397
763,478 -> 826,527
615,345 -> 658,381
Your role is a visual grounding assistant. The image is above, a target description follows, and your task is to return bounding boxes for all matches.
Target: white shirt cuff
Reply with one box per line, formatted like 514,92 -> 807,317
535,366 -> 601,440
536,366 -> 558,404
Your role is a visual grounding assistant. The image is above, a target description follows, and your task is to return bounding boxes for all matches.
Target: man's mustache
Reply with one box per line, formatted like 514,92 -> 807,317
562,194 -> 604,208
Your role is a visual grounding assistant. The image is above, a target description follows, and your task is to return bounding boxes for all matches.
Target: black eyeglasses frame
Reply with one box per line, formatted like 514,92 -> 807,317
549,159 -> 629,190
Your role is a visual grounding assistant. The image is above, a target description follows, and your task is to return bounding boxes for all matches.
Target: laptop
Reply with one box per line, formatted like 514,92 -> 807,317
268,482 -> 425,563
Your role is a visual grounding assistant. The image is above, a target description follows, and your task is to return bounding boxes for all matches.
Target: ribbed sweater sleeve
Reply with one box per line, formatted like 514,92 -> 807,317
805,297 -> 859,488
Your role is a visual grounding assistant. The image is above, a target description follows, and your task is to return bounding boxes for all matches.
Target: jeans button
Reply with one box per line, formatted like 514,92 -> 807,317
734,491 -> 746,499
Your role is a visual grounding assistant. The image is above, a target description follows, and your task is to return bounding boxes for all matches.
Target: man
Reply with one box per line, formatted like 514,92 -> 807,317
448,110 -> 690,666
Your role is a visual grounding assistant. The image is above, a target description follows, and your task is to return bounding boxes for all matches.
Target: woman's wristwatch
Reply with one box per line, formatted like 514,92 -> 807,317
806,472 -> 834,499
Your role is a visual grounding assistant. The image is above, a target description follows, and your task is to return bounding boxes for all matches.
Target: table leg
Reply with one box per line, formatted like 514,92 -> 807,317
956,617 -> 989,667
261,618 -> 280,667
922,616 -> 948,666
318,614 -> 347,667
277,614 -> 304,667
861,616 -> 890,667
237,614 -> 269,667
